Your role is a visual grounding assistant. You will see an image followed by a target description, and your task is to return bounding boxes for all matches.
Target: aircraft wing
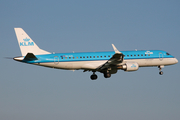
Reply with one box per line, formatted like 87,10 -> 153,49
96,44 -> 124,71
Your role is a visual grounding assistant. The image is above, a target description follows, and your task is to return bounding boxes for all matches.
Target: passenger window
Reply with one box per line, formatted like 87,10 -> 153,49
83,57 -> 85,58
97,56 -> 99,58
138,55 -> 139,56
76,57 -> 78,59
141,54 -> 143,56
104,56 -> 106,57
131,55 -> 132,57
108,55 -> 110,57
80,57 -> 82,58
93,56 -> 95,58
134,55 -> 136,56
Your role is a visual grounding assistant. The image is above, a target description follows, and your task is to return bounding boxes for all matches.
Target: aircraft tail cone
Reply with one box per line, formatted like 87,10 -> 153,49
13,56 -> 24,61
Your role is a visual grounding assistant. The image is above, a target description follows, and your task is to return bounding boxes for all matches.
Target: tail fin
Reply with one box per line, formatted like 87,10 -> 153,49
14,28 -> 51,56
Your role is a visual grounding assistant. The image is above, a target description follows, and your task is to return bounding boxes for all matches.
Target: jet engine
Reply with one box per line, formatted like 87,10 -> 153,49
117,62 -> 139,71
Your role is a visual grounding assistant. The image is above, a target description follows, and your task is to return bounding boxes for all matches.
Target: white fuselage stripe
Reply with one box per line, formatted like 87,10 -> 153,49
34,58 -> 177,70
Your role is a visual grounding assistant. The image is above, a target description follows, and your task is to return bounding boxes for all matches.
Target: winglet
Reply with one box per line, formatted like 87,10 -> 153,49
112,44 -> 121,54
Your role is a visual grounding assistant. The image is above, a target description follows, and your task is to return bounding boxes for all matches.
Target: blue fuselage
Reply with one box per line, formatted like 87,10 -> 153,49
23,50 -> 175,64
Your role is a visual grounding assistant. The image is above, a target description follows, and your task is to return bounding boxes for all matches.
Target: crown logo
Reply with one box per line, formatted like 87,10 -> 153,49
23,37 -> 30,42
131,64 -> 136,68
145,51 -> 153,54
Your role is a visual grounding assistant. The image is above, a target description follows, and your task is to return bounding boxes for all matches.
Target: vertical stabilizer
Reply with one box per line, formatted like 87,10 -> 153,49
14,28 -> 51,56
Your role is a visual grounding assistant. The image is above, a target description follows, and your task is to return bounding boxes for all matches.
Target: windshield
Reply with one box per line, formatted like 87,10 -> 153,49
166,53 -> 170,55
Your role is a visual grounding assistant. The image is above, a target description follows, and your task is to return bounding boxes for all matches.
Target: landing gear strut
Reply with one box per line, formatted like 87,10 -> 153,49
90,72 -> 98,80
158,65 -> 164,75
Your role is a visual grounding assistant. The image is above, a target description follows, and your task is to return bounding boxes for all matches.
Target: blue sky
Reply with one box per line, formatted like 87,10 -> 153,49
0,0 -> 180,120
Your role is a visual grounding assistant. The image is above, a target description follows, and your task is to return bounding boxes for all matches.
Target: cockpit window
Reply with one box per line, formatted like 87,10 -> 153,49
166,53 -> 170,55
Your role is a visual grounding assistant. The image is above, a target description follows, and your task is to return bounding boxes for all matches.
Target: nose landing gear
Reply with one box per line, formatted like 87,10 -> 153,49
158,65 -> 164,75
159,71 -> 163,75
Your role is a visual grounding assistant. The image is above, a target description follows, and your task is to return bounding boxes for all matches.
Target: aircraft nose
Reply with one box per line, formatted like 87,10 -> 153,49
174,58 -> 178,64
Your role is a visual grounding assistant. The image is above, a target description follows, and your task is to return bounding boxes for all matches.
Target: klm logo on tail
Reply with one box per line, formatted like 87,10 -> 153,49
20,37 -> 34,46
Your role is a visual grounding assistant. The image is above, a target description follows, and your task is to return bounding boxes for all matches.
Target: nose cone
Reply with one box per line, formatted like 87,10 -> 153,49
174,58 -> 178,64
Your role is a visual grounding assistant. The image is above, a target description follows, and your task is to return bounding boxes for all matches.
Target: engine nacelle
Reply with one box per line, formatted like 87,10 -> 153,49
118,62 -> 139,71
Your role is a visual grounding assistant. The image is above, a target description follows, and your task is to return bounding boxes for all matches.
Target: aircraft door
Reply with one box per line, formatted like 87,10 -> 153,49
54,56 -> 59,65
159,53 -> 163,61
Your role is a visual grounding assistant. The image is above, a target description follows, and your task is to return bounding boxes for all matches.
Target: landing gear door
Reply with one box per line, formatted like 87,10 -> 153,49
54,56 -> 59,65
159,53 -> 163,61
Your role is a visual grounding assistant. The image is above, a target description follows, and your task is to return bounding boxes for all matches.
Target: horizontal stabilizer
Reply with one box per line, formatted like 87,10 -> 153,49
24,53 -> 38,61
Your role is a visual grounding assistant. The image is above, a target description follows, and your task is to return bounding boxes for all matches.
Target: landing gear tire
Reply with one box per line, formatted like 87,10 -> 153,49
159,71 -> 163,75
104,73 -> 111,78
90,74 -> 98,80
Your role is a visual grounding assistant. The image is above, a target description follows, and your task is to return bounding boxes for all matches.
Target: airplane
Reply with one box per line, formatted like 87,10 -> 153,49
13,28 -> 178,80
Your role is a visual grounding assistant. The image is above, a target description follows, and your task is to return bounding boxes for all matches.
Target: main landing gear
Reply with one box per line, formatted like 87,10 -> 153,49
90,72 -> 98,80
90,71 -> 111,80
104,72 -> 111,78
158,65 -> 164,75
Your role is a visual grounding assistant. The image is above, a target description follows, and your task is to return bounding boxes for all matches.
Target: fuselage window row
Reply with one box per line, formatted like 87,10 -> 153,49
126,54 -> 150,57
58,54 -> 151,59
59,55 -> 112,59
